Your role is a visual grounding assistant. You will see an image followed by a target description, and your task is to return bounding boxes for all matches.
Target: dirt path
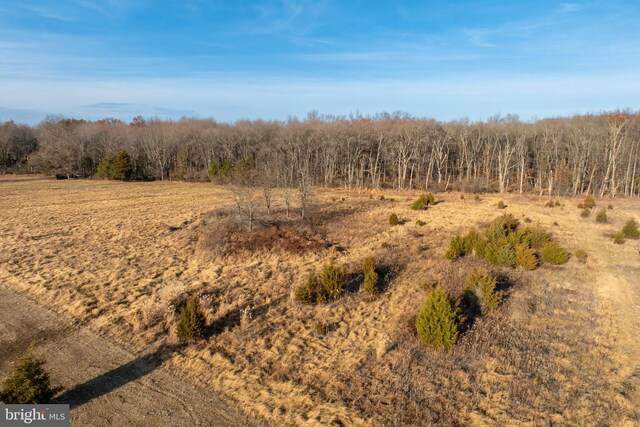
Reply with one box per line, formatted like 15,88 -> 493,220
565,212 -> 640,422
0,285 -> 264,427
592,260 -> 640,419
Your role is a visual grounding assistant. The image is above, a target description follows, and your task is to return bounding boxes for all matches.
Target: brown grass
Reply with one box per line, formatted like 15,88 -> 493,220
1,176 -> 639,425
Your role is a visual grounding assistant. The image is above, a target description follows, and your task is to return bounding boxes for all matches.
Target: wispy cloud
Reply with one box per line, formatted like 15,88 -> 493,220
71,0 -> 107,14
559,2 -> 584,13
462,13 -> 569,49
80,102 -> 196,119
298,51 -> 480,63
22,4 -> 76,22
242,0 -> 330,36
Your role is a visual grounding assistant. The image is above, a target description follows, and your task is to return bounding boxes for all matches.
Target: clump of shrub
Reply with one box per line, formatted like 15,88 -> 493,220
388,213 -> 399,226
622,219 -> 640,239
485,213 -> 519,241
578,195 -> 596,209
415,219 -> 426,226
575,248 -> 588,263
595,208 -> 608,223
320,264 -> 344,301
515,244 -> 538,270
295,273 -> 325,304
411,193 -> 435,210
613,232 -> 626,244
465,269 -> 503,313
415,288 -> 459,349
580,208 -> 591,218
485,241 -> 517,267
497,200 -> 506,209
445,214 -> 567,269
176,297 -> 206,342
445,235 -> 467,261
362,257 -> 379,296
0,357 -> 57,404
520,226 -> 552,249
296,264 -> 346,304
474,194 -> 481,202
608,204 -> 614,210
539,242 -> 569,265
444,231 -> 479,261
545,200 -> 556,208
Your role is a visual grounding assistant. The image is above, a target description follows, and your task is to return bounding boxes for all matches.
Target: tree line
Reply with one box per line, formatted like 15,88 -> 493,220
2,110 -> 640,197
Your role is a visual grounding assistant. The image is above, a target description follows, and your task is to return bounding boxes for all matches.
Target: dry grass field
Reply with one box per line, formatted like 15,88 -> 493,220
1,175 -> 640,426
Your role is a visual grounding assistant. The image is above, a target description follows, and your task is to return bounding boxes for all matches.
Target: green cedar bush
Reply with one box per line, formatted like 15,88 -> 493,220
295,273 -> 324,304
539,242 -> 569,265
410,193 -> 435,210
0,357 -> 56,404
321,264 -> 344,301
613,232 -> 626,244
466,269 -> 503,313
415,288 -> 459,349
622,219 -> 640,239
176,297 -> 206,342
520,226 -> 552,249
96,152 -> 115,179
583,195 -> 596,209
515,244 -> 538,270
595,208 -> 608,223
574,248 -> 588,263
490,243 -> 517,268
485,214 -> 519,241
362,257 -> 379,295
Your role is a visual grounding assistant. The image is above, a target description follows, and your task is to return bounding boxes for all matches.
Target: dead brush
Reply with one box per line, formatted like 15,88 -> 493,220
133,280 -> 190,333
240,305 -> 252,330
200,215 -> 327,256
134,299 -> 165,332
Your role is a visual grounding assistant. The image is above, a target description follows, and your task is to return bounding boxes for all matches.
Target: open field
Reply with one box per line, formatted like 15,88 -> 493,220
1,175 -> 640,426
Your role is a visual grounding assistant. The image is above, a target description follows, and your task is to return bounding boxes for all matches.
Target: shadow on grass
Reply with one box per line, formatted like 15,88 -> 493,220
458,273 -> 516,334
207,297 -> 284,335
342,263 -> 401,294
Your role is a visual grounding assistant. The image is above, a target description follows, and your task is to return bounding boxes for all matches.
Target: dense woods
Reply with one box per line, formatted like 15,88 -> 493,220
3,111 -> 640,197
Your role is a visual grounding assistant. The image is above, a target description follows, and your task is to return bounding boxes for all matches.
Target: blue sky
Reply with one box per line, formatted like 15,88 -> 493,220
1,0 -> 639,124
